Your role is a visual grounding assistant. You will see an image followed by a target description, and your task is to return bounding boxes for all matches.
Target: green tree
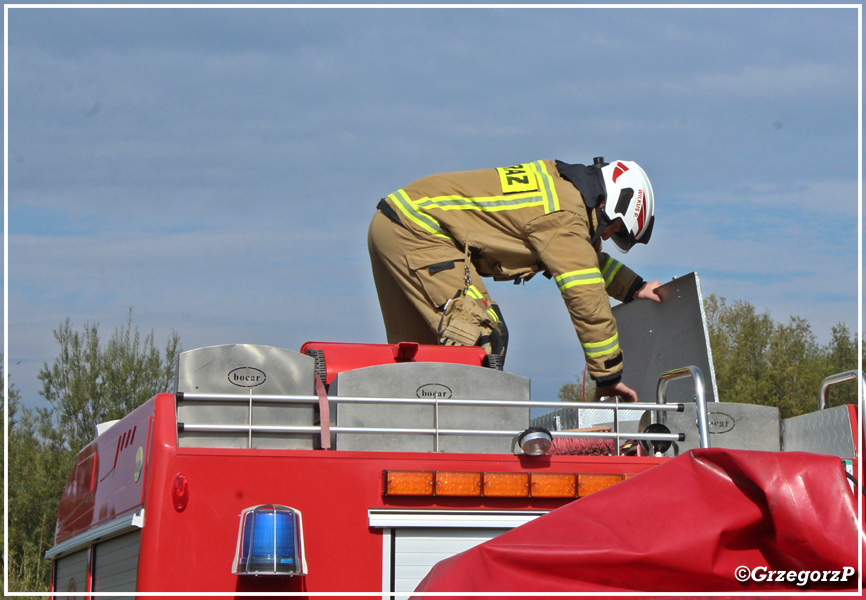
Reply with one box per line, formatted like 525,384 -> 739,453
5,355 -> 76,594
557,295 -> 860,420
558,369 -> 596,403
38,310 -> 180,453
822,322 -> 860,408
8,313 -> 181,594
705,295 -> 775,407
7,405 -> 74,593
705,297 -> 860,417
764,316 -> 822,417
2,356 -> 14,588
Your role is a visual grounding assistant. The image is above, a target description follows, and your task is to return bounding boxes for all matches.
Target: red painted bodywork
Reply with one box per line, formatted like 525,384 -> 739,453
51,366 -> 862,598
52,392 -> 667,597
299,341 -> 490,384
54,399 -> 154,545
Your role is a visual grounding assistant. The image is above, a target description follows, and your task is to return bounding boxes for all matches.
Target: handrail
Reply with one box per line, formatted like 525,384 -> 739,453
175,391 -> 686,453
177,423 -> 685,444
656,366 -> 711,449
176,392 -> 684,413
818,370 -> 864,410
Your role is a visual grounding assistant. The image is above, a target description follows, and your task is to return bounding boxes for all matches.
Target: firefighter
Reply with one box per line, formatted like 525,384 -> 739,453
368,157 -> 662,402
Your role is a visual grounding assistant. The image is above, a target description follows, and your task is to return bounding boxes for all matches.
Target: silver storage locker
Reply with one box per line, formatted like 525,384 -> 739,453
332,362 -> 530,453
175,344 -> 318,449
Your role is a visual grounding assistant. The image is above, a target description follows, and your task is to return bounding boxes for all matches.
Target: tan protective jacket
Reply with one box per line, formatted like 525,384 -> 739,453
381,159 -> 643,384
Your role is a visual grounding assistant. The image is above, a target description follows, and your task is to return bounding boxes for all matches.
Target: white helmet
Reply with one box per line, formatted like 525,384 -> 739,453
597,158 -> 655,253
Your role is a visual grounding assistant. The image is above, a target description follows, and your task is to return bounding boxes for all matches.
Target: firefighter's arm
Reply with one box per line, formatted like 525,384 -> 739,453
594,252 -> 653,302
634,280 -> 663,302
597,251 -> 663,304
525,211 -> 625,386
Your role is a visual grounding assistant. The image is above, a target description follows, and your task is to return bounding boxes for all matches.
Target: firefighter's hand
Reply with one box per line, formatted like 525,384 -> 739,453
635,280 -> 662,302
594,380 -> 639,403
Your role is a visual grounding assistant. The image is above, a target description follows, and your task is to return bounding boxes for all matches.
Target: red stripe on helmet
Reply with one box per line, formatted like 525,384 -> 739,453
612,161 -> 629,183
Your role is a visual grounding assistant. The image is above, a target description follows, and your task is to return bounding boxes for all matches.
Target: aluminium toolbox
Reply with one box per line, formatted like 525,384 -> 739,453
330,361 -> 530,453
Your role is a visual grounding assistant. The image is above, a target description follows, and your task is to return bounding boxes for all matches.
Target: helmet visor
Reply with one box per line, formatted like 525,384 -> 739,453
612,215 -> 654,253
612,229 -> 636,253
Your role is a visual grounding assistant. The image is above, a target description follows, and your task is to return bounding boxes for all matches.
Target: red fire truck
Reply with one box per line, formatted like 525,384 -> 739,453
45,340 -> 680,597
44,341 -> 862,598
44,275 -> 863,597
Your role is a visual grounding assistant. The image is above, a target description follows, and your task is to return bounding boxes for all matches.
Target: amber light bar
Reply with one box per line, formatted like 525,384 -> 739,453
384,470 -> 629,499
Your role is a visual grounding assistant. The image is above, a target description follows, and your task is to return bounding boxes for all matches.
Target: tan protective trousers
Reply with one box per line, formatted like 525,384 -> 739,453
368,209 -> 496,344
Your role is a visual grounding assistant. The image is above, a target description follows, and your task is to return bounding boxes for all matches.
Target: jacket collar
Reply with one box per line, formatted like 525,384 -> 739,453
554,160 -> 610,246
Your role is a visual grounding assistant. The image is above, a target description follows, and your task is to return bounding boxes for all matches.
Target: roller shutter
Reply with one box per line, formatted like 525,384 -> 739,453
392,527 -> 508,596
53,548 -> 89,599
92,529 -> 142,598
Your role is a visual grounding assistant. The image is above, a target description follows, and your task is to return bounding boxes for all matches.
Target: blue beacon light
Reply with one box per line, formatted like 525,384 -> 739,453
233,505 -> 306,576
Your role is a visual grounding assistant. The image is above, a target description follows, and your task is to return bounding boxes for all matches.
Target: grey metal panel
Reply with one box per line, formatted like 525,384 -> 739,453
93,529 -> 142,597
174,343 -> 315,395
612,272 -> 719,405
174,344 -> 318,449
54,548 -> 89,599
580,407 -> 643,428
333,362 -> 530,453
530,406 -> 641,431
781,405 -> 857,457
531,407 -> 580,431
662,402 -> 781,455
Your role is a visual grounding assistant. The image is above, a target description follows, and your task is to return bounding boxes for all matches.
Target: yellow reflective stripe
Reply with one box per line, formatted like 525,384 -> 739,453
389,190 -> 452,239
417,192 -> 544,213
531,160 -> 560,214
554,268 -> 604,291
391,162 -> 558,233
466,285 -> 499,322
601,257 -> 624,288
582,334 -> 620,358
466,285 -> 484,299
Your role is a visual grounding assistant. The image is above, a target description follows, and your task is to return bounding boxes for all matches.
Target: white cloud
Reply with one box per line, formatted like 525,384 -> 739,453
6,5 -> 860,413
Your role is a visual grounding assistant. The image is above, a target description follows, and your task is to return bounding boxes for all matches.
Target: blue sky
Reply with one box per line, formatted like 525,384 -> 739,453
5,3 -> 862,410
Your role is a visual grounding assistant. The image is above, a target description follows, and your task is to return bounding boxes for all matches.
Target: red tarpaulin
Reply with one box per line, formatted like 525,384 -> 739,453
412,448 -> 863,598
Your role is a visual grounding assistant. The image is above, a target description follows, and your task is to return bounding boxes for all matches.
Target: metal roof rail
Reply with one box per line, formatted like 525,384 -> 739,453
175,366 -> 708,453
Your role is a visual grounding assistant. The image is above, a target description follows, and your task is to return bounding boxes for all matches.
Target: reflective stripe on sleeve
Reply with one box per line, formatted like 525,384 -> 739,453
601,256 -> 624,288
582,333 -> 620,358
554,268 -> 604,291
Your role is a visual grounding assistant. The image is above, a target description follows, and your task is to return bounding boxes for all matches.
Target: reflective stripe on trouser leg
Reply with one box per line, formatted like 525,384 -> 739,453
465,285 -> 501,323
